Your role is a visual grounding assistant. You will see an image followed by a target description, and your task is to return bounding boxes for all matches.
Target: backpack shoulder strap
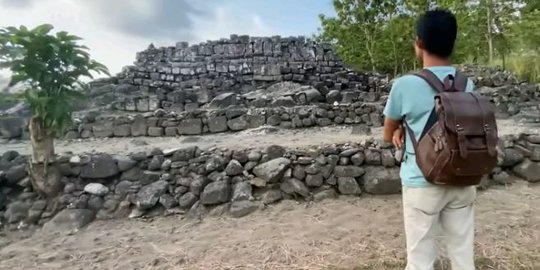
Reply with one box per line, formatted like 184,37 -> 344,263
411,69 -> 445,93
453,70 -> 468,92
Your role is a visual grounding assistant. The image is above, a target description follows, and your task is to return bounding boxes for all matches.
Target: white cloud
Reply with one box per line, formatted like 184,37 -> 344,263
0,0 -> 275,76
192,5 -> 274,42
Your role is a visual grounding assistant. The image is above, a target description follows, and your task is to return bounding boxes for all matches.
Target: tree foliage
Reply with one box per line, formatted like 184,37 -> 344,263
0,24 -> 109,135
319,0 -> 540,76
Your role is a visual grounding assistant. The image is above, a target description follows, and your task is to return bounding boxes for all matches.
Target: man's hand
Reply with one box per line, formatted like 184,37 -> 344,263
392,126 -> 404,149
383,117 -> 402,144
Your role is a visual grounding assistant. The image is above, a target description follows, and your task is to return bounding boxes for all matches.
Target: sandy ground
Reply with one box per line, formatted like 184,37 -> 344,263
1,180 -> 539,270
2,119 -> 540,156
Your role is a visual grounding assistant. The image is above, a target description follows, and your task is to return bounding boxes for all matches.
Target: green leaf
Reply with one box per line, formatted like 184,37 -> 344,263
32,24 -> 54,34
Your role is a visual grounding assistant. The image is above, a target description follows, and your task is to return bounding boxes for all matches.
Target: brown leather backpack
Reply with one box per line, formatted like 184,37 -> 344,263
404,69 -> 499,186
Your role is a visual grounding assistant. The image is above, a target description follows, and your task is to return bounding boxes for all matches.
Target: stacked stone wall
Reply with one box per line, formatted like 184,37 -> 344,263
1,133 -> 540,230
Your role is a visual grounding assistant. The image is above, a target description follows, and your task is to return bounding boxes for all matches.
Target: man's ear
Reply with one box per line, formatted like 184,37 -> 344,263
415,38 -> 425,50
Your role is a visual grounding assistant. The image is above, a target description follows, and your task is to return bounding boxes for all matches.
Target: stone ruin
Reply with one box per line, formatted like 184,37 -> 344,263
1,36 -> 540,231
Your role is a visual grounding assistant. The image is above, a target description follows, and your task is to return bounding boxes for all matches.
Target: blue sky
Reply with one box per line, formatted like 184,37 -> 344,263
0,0 -> 336,75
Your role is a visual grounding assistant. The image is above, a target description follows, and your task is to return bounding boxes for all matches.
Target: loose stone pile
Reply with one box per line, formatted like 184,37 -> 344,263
106,35 -> 386,113
1,133 -> 539,231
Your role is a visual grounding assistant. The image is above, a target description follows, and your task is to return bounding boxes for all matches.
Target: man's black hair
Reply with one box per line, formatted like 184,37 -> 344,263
416,9 -> 458,58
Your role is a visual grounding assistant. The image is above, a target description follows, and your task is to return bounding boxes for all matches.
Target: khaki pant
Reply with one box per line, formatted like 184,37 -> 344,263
402,186 -> 476,270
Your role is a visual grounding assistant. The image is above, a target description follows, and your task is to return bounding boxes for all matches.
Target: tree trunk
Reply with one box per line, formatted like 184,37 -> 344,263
28,115 -> 63,198
487,1 -> 494,63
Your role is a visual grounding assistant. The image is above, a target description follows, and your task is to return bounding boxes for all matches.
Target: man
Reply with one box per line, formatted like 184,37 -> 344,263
383,10 -> 476,270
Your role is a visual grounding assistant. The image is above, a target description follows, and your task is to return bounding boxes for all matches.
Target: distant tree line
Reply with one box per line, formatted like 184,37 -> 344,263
319,0 -> 540,80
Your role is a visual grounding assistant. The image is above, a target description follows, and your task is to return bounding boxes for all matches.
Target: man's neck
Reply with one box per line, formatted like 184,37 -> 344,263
422,55 -> 451,68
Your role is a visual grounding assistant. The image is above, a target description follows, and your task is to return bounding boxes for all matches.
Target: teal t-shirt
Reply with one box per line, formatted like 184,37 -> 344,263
383,66 -> 475,188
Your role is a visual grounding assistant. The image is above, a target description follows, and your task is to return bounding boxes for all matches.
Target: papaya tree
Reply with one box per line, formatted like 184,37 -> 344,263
0,24 -> 108,198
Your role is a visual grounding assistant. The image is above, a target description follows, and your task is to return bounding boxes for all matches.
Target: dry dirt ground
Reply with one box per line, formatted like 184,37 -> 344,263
1,181 -> 539,270
2,119 -> 540,156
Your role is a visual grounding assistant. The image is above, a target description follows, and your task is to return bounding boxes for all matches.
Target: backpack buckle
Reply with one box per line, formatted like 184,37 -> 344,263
455,124 -> 464,133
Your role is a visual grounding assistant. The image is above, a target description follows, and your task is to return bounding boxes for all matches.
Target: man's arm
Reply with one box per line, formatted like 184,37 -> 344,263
382,78 -> 404,144
383,118 -> 401,143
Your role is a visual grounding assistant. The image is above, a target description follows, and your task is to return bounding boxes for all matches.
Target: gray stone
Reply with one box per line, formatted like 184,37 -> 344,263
316,118 -> 332,127
227,116 -> 248,131
159,194 -> 178,209
326,90 -> 342,103
190,175 -> 209,196
43,209 -> 95,232
365,149 -> 381,165
229,201 -> 259,218
272,96 -> 296,107
0,117 -> 24,138
164,127 -> 178,136
115,181 -> 134,197
351,152 -> 365,166
5,164 -> 27,184
148,127 -> 164,137
261,189 -> 283,204
87,196 -> 104,210
381,150 -> 396,167
136,180 -> 169,209
265,145 -> 286,160
340,148 -> 360,157
333,166 -> 365,178
267,115 -> 282,126
115,156 -> 137,172
232,150 -> 249,164
297,157 -> 314,165
179,119 -> 203,135
205,156 -> 226,172
292,165 -> 306,180
148,155 -> 165,171
313,189 -> 338,202
80,154 -> 119,179
502,148 -> 525,167
84,183 -> 109,196
64,183 -> 76,194
306,174 -> 324,187
232,182 -> 252,201
363,167 -> 401,195
243,114 -> 264,128
226,108 -> 247,119
249,177 -> 267,187
121,167 -> 142,182
492,171 -> 513,185
131,116 -> 148,136
113,124 -> 131,137
338,177 -> 361,195
140,171 -> 161,185
172,146 -> 198,161
248,150 -> 262,161
305,163 -> 322,174
161,159 -> 172,171
225,160 -> 244,176
208,116 -> 228,133
527,135 -> 540,144
209,93 -> 237,109
513,159 -> 540,182
92,122 -> 114,138
280,178 -> 310,198
179,192 -> 198,209
253,158 -> 291,183
4,201 -> 29,223
200,181 -> 231,205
